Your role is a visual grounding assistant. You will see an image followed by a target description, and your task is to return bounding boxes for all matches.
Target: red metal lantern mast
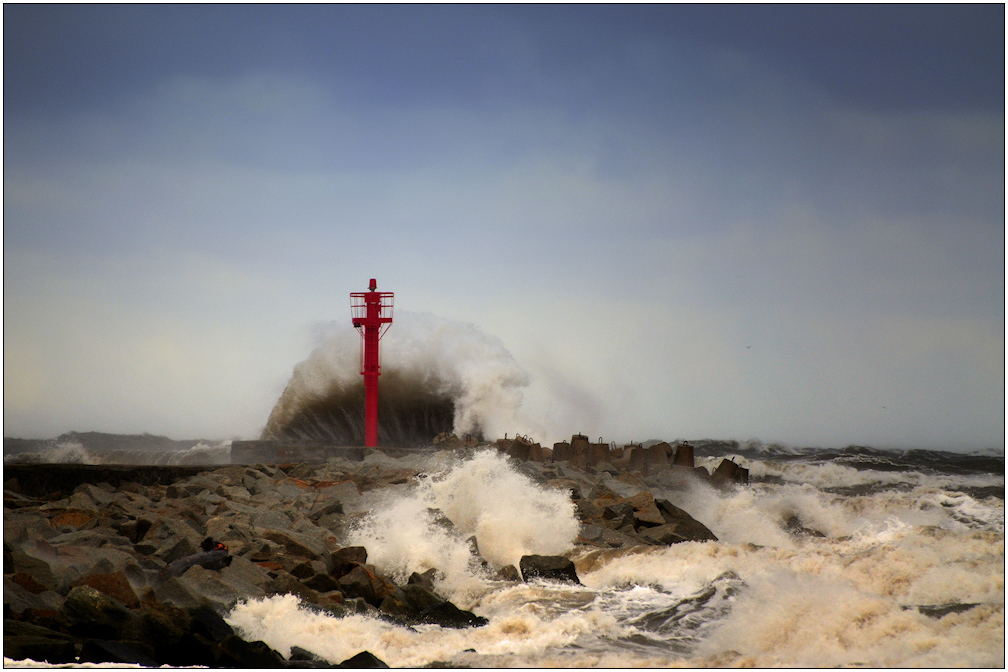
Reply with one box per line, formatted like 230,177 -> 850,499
351,278 -> 394,447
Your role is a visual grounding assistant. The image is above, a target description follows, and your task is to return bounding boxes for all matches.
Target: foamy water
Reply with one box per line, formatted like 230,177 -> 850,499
222,448 -> 1004,667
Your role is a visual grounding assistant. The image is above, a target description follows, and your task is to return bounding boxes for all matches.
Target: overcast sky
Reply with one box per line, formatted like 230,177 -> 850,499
4,4 -> 1004,450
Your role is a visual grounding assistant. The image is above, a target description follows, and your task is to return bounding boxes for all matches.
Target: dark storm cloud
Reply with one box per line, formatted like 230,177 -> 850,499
6,4 -> 1002,119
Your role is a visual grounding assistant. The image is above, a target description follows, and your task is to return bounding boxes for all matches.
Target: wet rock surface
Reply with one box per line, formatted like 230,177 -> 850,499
4,440 -> 733,666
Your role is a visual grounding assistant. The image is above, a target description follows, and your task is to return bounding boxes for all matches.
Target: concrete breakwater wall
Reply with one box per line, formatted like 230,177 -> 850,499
2,435 -> 747,502
431,433 -> 750,488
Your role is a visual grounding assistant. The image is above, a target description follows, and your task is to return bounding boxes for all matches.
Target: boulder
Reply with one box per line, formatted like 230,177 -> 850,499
783,514 -> 826,538
78,638 -> 159,666
579,524 -> 646,549
331,545 -> 368,565
575,498 -> 602,522
260,529 -> 327,563
60,585 -> 134,639
187,603 -> 235,642
265,572 -> 320,605
519,555 -> 581,585
495,565 -> 522,581
160,548 -> 232,578
12,572 -> 49,595
407,568 -> 439,591
378,592 -> 411,619
632,501 -> 666,528
217,633 -> 286,668
403,583 -> 443,614
72,571 -> 140,609
2,620 -> 77,664
304,572 -> 342,593
602,502 -> 635,529
651,499 -> 718,543
338,650 -> 390,668
133,602 -> 219,667
3,633 -> 78,664
337,564 -> 400,608
418,600 -> 489,628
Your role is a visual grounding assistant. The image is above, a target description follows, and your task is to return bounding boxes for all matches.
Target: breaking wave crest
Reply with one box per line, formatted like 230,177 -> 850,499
2,440 -> 102,465
261,312 -> 533,445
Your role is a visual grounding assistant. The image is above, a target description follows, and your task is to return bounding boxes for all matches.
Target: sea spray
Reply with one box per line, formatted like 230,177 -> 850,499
344,449 -> 579,601
2,440 -> 101,465
262,312 -> 538,445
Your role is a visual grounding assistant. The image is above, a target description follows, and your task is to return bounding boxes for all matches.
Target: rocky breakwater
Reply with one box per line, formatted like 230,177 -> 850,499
4,440 -> 740,667
3,458 -> 498,667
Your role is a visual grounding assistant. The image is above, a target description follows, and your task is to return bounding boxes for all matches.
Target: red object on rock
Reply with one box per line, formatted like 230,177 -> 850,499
351,279 -> 394,447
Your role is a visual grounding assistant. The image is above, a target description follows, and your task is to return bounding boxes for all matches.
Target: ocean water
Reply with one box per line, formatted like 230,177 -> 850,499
218,445 -> 1002,668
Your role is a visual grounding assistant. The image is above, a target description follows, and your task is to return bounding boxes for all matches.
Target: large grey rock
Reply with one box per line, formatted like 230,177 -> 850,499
72,570 -> 140,609
264,571 -> 321,605
74,483 -> 117,507
654,499 -> 718,542
3,618 -> 77,665
217,633 -> 286,668
260,528 -> 328,563
145,574 -> 206,610
633,501 -> 666,527
153,534 -> 199,565
331,546 -> 368,577
7,551 -> 57,591
4,510 -> 59,545
337,650 -> 389,668
308,499 -> 344,521
417,601 -> 489,629
60,585 -> 135,639
78,638 -> 159,666
175,564 -> 261,610
4,576 -> 63,615
519,555 -> 581,585
337,564 -> 401,608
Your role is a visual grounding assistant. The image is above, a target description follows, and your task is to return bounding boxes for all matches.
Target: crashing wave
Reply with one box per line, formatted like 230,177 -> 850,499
262,312 -> 531,446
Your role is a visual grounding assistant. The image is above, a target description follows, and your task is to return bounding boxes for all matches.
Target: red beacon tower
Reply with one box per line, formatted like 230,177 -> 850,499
351,279 -> 394,447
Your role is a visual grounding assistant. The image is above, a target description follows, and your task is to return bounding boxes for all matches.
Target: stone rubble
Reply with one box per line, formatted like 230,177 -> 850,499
4,436 -> 746,667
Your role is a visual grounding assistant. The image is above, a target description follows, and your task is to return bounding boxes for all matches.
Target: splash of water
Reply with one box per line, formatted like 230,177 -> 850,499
343,449 -> 580,602
262,312 -> 535,445
2,441 -> 102,465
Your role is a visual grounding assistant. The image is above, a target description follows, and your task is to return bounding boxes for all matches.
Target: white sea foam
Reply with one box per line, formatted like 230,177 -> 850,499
343,449 -> 580,604
693,568 -> 1004,667
225,591 -> 629,668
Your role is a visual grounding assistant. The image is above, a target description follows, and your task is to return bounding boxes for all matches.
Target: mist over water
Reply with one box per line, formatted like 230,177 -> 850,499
261,312 -> 536,445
